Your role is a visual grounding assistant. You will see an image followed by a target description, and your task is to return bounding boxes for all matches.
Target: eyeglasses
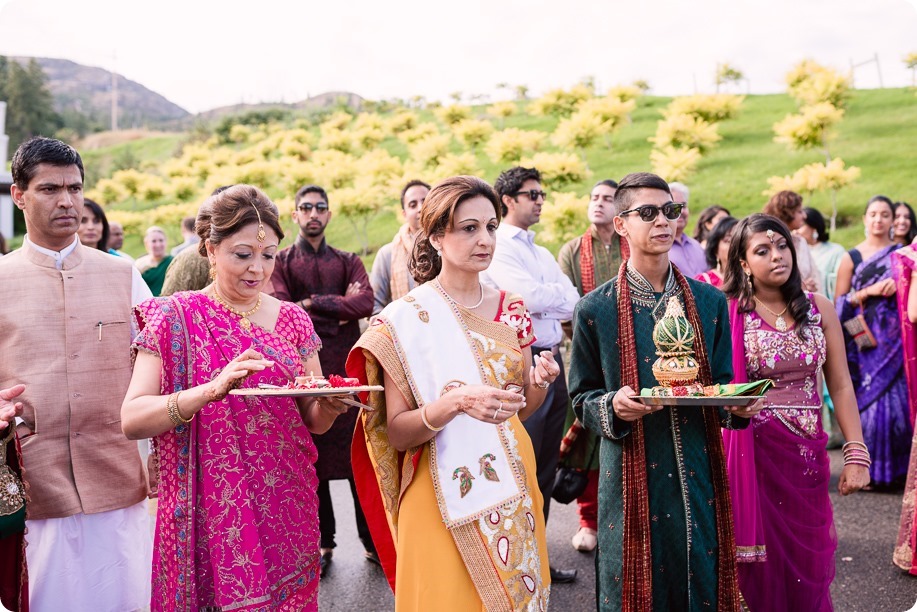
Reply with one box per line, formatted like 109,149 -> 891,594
514,189 -> 547,202
297,202 -> 329,212
619,202 -> 683,223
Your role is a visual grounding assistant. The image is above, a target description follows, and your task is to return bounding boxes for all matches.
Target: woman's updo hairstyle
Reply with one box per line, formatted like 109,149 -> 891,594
762,190 -> 803,226
196,184 -> 284,256
410,176 -> 502,284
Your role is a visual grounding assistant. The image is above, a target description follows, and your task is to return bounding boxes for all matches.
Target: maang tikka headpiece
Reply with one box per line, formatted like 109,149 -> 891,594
766,228 -> 776,243
252,203 -> 266,246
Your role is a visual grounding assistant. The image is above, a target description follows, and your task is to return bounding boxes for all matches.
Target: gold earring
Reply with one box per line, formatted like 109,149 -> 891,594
209,266 -> 217,281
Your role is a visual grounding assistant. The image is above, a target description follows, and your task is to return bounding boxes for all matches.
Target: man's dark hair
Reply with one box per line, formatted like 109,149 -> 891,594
400,180 -> 431,209
181,216 -> 196,233
493,167 -> 541,216
11,137 -> 84,190
613,172 -> 672,214
594,179 -> 619,190
295,184 -> 329,206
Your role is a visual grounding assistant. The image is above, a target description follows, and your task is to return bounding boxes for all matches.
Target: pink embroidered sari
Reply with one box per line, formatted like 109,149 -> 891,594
133,292 -> 322,611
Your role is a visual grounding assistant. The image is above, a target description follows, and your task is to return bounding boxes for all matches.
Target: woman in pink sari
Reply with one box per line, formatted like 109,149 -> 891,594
721,215 -> 870,611
121,185 -> 349,611
892,245 -> 917,575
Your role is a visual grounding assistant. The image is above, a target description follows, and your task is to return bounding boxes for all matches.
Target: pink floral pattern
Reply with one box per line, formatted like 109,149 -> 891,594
744,297 -> 826,439
133,293 -> 321,611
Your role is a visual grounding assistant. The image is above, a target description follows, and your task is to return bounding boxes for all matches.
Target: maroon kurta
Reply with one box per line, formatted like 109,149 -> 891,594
270,236 -> 373,480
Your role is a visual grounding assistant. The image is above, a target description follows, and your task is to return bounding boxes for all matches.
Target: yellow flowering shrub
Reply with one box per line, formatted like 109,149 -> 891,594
764,158 -> 860,196
427,153 -> 483,182
353,112 -> 386,132
408,134 -> 453,169
434,105 -> 472,126
355,149 -> 403,186
649,114 -> 721,152
352,127 -> 386,152
309,150 -> 358,189
773,102 -> 844,150
519,152 -> 590,191
453,119 -> 495,152
527,85 -> 593,117
318,129 -> 354,154
606,85 -> 643,102
138,175 -> 168,202
169,177 -> 201,203
86,178 -> 128,206
551,111 -> 606,154
650,146 -> 702,183
228,124 -> 252,144
386,110 -> 419,133
487,101 -> 517,120
785,60 -> 851,108
319,112 -> 353,133
578,97 -> 636,132
664,94 -> 744,123
485,128 -> 544,164
398,123 -> 440,145
538,192 -> 589,243
111,169 -> 148,197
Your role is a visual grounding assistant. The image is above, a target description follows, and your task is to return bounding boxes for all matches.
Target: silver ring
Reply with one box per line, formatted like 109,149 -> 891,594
493,406 -> 500,419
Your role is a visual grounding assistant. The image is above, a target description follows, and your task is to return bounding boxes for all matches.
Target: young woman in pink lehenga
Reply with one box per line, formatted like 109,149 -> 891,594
721,214 -> 870,611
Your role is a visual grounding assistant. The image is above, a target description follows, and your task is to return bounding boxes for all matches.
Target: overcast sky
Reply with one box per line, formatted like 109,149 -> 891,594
1,0 -> 915,114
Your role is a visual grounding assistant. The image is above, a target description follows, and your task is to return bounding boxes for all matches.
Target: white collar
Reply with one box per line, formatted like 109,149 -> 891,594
25,235 -> 80,270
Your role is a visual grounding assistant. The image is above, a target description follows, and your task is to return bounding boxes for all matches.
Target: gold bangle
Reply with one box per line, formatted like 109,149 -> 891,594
167,391 -> 193,426
420,404 -> 444,432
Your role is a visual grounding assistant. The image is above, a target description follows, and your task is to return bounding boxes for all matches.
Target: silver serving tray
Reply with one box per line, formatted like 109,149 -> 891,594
630,395 -> 765,407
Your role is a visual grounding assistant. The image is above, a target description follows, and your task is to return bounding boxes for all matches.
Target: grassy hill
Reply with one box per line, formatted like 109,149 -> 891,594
74,87 -> 916,261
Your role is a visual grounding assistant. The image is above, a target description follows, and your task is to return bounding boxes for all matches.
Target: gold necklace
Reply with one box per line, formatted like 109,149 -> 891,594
213,290 -> 262,331
753,295 -> 789,332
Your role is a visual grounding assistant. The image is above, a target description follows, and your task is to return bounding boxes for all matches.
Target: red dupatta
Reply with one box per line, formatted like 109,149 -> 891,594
580,228 -> 630,295
616,261 -> 739,612
893,246 -> 917,428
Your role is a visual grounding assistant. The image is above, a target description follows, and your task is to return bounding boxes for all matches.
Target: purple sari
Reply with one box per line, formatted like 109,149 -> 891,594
133,292 -> 322,611
837,245 -> 913,486
727,297 -> 836,611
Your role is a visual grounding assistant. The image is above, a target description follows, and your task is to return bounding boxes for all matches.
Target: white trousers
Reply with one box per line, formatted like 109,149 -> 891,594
26,501 -> 152,612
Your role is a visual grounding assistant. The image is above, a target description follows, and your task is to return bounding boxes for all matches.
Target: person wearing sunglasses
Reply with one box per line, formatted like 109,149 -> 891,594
569,172 -> 761,610
269,183 -> 378,576
482,165 -> 581,584
667,182 -> 708,278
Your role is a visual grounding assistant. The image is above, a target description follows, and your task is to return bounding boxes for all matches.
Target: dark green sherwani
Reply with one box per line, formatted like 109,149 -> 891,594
569,271 -> 747,611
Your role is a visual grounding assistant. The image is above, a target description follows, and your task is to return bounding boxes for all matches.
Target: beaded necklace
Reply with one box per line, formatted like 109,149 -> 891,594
624,261 -> 682,321
212,290 -> 262,331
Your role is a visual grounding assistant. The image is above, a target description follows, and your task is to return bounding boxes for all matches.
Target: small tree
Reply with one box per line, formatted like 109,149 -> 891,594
514,84 -> 530,100
904,52 -> 917,87
715,63 -> 744,92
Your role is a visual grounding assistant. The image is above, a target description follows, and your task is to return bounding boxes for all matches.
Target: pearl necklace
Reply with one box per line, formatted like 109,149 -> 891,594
435,279 -> 485,309
753,296 -> 789,332
213,289 -> 262,331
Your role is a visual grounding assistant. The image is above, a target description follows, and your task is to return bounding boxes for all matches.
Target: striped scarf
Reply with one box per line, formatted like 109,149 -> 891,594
580,228 -> 630,295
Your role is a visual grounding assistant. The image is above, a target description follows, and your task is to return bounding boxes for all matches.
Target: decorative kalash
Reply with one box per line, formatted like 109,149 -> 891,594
640,296 -> 773,399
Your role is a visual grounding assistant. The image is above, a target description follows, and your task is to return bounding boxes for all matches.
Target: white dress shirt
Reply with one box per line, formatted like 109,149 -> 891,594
482,223 -> 580,348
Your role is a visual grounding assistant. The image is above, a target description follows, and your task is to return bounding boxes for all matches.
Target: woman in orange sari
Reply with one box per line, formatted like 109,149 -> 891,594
348,176 -> 557,611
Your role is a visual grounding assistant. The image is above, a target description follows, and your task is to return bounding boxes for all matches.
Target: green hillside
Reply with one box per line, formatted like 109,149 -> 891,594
75,87 -> 917,260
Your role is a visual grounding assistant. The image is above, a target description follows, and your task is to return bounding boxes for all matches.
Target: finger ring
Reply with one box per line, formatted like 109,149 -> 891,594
493,407 -> 500,419
536,381 -> 549,390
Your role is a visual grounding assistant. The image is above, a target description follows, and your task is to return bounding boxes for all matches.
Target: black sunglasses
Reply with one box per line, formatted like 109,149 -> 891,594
514,189 -> 547,202
297,202 -> 329,212
619,202 -> 683,223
